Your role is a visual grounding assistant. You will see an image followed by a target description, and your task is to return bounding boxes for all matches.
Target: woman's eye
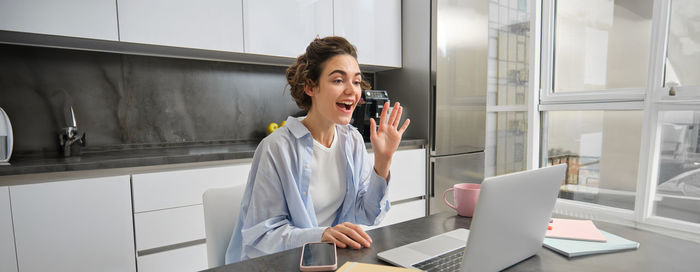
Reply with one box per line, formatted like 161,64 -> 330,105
353,81 -> 361,85
333,79 -> 343,84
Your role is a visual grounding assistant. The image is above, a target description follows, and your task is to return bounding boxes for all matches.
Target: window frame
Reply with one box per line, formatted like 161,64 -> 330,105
537,0 -> 700,242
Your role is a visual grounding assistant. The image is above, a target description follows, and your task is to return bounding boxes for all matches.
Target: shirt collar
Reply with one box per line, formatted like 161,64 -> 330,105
285,116 -> 350,140
285,116 -> 311,139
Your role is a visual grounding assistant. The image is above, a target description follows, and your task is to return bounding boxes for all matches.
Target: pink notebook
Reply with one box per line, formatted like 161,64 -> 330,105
545,218 -> 607,242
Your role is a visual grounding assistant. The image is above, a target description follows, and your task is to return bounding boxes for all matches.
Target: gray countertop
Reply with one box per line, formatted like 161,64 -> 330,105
0,139 -> 426,177
207,212 -> 700,272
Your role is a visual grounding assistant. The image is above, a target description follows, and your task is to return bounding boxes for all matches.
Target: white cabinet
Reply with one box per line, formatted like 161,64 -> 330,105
132,163 -> 251,272
367,148 -> 427,228
368,148 -> 427,202
333,0 -> 402,67
378,199 -> 426,227
387,148 -> 426,201
0,0 -> 118,40
242,0 -> 334,57
10,176 -> 135,272
118,0 -> 244,52
0,187 -> 17,272
137,244 -> 207,272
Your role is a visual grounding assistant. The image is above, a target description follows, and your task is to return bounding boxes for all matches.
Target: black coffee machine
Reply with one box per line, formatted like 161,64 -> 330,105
352,90 -> 389,141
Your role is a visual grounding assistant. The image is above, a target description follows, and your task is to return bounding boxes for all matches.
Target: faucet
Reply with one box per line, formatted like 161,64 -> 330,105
58,107 -> 86,157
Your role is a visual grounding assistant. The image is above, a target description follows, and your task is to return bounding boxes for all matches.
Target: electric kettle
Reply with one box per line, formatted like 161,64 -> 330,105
0,107 -> 13,165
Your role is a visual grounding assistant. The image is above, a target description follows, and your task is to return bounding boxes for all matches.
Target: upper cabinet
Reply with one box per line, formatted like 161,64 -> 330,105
242,0 -> 333,58
0,0 -> 118,40
334,0 -> 401,68
0,0 -> 401,68
118,0 -> 244,52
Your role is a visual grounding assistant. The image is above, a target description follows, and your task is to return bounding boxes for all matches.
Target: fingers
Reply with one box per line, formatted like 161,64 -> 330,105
323,223 -> 372,250
369,117 -> 377,139
322,230 -> 345,248
347,223 -> 373,244
379,101 -> 389,126
390,103 -> 402,127
387,102 -> 399,127
399,118 -> 411,134
335,223 -> 371,249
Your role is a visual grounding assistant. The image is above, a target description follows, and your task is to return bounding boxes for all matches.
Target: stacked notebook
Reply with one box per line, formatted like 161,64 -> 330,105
542,218 -> 639,257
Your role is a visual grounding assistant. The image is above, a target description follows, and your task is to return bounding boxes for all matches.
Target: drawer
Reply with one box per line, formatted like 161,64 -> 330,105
368,149 -> 426,201
132,163 -> 250,212
137,243 -> 207,272
134,205 -> 205,251
379,199 -> 426,227
388,149 -> 426,201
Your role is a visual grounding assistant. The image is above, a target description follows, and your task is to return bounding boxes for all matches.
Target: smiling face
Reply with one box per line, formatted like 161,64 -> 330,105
305,54 -> 363,126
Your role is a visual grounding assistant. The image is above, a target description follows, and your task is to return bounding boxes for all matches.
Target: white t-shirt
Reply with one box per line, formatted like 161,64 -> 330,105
309,127 -> 347,227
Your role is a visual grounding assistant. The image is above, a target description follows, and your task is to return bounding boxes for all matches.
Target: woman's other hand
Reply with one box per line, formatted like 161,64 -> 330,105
370,101 -> 410,179
321,222 -> 373,249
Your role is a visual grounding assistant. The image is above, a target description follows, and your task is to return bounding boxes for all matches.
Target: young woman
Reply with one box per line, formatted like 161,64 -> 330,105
225,36 -> 409,263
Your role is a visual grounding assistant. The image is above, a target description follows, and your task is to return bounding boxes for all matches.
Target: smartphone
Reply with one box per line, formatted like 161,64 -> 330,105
299,242 -> 337,271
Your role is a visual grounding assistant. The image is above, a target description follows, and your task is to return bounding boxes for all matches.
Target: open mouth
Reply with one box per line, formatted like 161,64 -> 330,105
336,101 -> 353,111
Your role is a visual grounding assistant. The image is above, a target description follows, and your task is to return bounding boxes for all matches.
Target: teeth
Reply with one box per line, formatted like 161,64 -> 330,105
340,101 -> 353,105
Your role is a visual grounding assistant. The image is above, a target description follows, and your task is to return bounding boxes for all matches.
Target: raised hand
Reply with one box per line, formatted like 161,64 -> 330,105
369,102 -> 410,179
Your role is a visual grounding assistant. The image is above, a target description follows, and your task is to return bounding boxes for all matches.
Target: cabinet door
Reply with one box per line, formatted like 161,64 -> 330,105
0,0 -> 118,40
388,149 -> 427,201
11,176 -> 135,272
243,0 -> 333,57
132,163 -> 251,213
368,148 -> 427,202
0,187 -> 17,272
137,244 -> 207,272
333,0 -> 401,67
118,0 -> 244,52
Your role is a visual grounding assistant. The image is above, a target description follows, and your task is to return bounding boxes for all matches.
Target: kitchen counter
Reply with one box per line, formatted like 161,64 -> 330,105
0,139 -> 426,177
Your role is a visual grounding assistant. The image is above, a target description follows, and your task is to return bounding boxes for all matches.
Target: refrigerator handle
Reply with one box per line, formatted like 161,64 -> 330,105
430,160 -> 435,198
430,84 -> 436,154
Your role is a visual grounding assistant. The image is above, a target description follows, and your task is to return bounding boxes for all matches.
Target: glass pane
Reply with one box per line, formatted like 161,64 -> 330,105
485,0 -> 531,177
655,111 -> 700,223
664,0 -> 700,87
553,0 -> 652,92
544,110 -> 643,209
489,0 -> 530,106
495,112 -> 527,175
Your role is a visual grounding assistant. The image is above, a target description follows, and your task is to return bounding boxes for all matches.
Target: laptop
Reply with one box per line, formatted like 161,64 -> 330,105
377,164 -> 567,272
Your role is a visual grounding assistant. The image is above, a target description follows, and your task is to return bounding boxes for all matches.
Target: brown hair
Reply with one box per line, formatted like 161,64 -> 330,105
285,36 -> 372,111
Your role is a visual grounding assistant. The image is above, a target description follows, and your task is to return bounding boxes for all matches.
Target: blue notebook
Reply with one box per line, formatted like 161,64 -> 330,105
543,230 -> 639,257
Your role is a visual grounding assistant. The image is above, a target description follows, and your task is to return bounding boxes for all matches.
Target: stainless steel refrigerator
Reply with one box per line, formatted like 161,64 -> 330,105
429,0 -> 488,214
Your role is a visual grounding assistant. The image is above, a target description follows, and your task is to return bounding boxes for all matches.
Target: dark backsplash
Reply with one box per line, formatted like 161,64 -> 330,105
0,44 -> 301,154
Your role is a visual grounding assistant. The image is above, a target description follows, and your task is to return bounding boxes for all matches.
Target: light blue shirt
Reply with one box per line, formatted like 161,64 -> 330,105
224,116 -> 391,264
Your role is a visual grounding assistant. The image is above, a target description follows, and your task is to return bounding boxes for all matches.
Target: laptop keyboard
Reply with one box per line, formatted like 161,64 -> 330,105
412,247 -> 465,272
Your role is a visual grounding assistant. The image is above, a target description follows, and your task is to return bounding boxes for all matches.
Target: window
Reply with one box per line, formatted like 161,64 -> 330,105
655,111 -> 700,223
663,0 -> 700,98
486,0 -> 531,177
543,110 -> 643,210
553,0 -> 652,92
539,0 -> 700,239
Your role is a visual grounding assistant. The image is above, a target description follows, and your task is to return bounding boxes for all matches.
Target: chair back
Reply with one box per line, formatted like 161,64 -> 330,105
202,185 -> 245,268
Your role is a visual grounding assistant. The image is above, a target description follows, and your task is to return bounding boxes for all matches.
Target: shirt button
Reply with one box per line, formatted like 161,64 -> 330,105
303,191 -> 307,195
305,164 -> 310,169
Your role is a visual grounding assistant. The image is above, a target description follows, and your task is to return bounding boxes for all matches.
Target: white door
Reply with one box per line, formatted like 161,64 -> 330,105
11,176 -> 136,272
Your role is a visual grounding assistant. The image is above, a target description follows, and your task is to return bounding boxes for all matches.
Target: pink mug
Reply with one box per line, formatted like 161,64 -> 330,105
443,183 -> 481,217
